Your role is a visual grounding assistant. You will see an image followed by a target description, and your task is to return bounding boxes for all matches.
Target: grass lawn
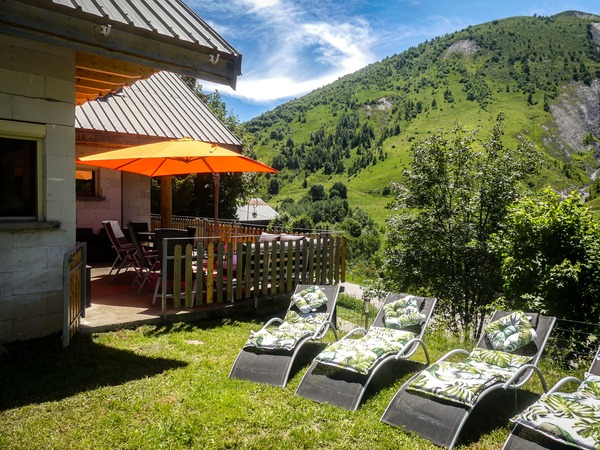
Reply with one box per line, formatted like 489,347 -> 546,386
0,305 -> 576,450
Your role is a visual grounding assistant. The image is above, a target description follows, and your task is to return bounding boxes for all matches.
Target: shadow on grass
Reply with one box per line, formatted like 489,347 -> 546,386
362,359 -> 426,404
143,312 -> 283,337
458,388 -> 541,446
0,333 -> 187,411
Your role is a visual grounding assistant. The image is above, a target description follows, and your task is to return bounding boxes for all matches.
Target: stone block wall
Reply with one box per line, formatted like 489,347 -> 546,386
0,33 -> 76,342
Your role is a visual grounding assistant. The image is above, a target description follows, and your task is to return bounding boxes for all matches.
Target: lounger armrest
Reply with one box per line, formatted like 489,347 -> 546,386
312,320 -> 338,341
502,364 -> 548,392
340,328 -> 368,341
438,348 -> 469,362
395,338 -> 431,365
547,376 -> 582,394
261,317 -> 284,330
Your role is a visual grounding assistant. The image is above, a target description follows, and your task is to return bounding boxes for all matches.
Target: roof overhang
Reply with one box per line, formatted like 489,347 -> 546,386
76,130 -> 242,152
0,0 -> 242,104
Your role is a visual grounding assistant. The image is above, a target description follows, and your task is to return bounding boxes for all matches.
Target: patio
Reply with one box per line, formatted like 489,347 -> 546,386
80,264 -> 293,334
71,217 -> 347,342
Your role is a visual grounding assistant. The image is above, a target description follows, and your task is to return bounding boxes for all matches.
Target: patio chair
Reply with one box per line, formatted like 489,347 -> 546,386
127,224 -> 159,294
151,228 -> 196,306
295,293 -> 437,410
102,220 -> 136,282
380,310 -> 556,449
503,345 -> 600,450
229,284 -> 340,387
129,221 -> 152,249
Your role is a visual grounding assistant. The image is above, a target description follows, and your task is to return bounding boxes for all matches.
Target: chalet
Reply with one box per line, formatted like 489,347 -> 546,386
0,0 -> 242,343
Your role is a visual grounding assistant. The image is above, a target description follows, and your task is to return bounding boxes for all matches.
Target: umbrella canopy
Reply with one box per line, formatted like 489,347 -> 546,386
77,137 -> 276,177
77,138 -> 277,230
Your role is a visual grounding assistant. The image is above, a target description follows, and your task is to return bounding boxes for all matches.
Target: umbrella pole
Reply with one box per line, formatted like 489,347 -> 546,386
161,175 -> 172,228
213,173 -> 220,237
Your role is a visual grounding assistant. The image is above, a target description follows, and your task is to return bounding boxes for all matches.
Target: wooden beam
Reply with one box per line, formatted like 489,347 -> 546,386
76,52 -> 156,79
76,67 -> 141,84
160,176 -> 172,228
75,92 -> 96,103
76,130 -> 171,148
76,78 -> 123,90
76,85 -> 112,96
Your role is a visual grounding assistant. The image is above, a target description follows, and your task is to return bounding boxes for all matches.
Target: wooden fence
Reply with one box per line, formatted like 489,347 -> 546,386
62,242 -> 87,346
158,233 -> 346,314
150,215 -> 279,247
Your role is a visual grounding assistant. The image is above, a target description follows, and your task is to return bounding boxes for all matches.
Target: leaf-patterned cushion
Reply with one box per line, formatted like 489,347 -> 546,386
485,311 -> 537,352
244,311 -> 330,351
406,347 -> 531,407
580,373 -> 600,399
512,374 -> 600,449
315,327 -> 416,375
292,285 -> 329,313
383,295 -> 422,329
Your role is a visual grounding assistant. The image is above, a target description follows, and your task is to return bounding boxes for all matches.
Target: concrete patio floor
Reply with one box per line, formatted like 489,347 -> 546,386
80,265 -> 164,333
80,265 -> 287,334
80,265 -> 361,335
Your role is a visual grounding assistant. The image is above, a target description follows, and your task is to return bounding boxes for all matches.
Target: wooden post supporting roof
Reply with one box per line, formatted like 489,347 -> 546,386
160,176 -> 172,228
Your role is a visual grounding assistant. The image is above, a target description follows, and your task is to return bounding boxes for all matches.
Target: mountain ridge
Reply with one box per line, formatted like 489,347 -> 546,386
247,10 -> 600,222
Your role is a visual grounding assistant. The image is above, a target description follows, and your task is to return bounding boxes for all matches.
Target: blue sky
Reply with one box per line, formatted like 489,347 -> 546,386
189,0 -> 600,122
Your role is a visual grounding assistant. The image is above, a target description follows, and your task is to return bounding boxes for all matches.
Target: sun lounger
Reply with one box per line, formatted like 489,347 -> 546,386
229,284 -> 339,387
295,293 -> 436,410
381,310 -> 556,449
503,344 -> 600,450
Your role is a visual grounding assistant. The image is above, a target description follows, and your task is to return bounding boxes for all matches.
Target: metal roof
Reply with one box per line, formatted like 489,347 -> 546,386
50,0 -> 236,53
236,198 -> 279,223
76,71 -> 242,147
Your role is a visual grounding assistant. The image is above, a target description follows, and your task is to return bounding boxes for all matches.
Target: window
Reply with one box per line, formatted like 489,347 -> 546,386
0,137 -> 38,218
76,168 -> 98,197
0,120 -> 45,220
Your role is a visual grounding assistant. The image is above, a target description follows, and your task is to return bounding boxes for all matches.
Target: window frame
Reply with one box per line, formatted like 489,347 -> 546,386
0,119 -> 46,221
75,166 -> 100,199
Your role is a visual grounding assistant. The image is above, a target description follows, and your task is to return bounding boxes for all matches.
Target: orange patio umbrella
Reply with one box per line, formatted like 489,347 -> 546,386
77,138 -> 277,230
77,137 -> 276,176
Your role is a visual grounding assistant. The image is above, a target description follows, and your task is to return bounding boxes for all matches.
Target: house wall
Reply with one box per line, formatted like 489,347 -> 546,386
75,145 -> 151,234
75,165 -> 122,234
0,33 -> 76,343
122,172 -> 151,226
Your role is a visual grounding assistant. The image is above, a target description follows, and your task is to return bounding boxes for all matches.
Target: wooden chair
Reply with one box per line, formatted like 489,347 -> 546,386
127,224 -> 159,294
102,220 -> 136,282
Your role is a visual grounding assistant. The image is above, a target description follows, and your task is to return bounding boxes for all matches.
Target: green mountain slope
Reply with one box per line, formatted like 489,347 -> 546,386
247,11 -> 600,224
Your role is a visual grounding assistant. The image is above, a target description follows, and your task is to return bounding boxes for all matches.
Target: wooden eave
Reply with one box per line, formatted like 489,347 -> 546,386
76,129 -> 242,153
76,129 -> 172,149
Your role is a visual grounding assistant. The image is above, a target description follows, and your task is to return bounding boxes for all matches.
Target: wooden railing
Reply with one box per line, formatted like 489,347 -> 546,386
151,215 -> 273,246
158,232 -> 346,314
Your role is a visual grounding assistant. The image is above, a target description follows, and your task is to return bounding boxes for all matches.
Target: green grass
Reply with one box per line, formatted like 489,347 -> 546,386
336,293 -> 379,329
0,314 -> 583,450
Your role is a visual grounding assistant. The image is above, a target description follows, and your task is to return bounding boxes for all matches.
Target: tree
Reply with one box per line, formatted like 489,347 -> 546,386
382,113 -> 540,335
308,184 -> 326,201
289,213 -> 314,232
329,182 -> 348,200
268,178 -> 280,196
493,189 -> 600,323
339,218 -> 362,238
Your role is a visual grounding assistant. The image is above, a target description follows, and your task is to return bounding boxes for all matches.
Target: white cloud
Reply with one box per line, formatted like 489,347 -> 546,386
196,0 -> 376,104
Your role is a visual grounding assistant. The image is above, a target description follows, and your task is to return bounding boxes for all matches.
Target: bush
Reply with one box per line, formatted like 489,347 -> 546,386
493,189 -> 600,324
289,213 -> 314,232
